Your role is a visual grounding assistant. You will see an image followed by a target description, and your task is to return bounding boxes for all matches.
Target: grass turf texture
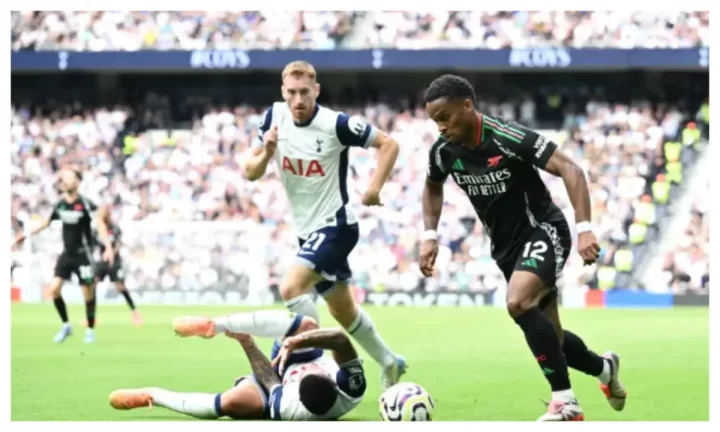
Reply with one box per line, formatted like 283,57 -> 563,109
11,304 -> 708,421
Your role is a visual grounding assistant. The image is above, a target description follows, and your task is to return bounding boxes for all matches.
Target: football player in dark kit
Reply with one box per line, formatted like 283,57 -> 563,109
13,168 -> 113,344
419,75 -> 627,421
94,209 -> 143,327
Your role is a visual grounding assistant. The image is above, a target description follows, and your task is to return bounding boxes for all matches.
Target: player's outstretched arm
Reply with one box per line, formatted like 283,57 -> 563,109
245,108 -> 277,181
500,124 -> 600,265
230,333 -> 282,392
282,328 -> 359,366
542,149 -> 600,264
364,130 -> 399,205
419,139 -> 449,277
244,145 -> 274,181
95,206 -> 114,257
13,217 -> 51,246
542,149 -> 592,226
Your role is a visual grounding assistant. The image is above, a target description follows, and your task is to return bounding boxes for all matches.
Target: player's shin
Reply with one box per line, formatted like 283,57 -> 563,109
53,296 -> 69,324
346,307 -> 396,368
151,389 -> 221,419
563,330 -> 611,384
117,284 -> 136,310
513,306 -> 575,402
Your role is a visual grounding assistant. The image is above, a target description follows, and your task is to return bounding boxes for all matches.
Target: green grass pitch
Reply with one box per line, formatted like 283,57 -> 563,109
11,303 -> 708,421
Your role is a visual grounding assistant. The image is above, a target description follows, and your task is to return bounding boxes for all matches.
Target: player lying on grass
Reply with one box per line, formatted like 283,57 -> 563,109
109,311 -> 366,420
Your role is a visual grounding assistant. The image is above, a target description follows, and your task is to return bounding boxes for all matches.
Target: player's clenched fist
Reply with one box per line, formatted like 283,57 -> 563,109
262,125 -> 278,157
577,231 -> 601,266
419,239 -> 439,277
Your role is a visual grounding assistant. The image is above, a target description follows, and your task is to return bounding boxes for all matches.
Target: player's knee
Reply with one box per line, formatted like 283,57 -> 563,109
279,264 -> 318,300
50,279 -> 63,298
219,389 -> 263,420
295,316 -> 319,335
279,276 -> 312,301
506,295 -> 535,318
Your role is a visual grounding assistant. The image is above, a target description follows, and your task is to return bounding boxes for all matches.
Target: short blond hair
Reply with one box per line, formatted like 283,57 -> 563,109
282,61 -> 317,81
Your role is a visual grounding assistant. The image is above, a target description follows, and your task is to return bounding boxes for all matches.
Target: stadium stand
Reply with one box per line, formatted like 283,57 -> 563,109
11,11 -> 363,50
365,11 -> 710,49
10,11 -> 709,306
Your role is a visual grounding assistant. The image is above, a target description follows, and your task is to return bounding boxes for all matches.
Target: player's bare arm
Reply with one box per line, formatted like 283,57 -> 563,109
228,333 -> 282,391
363,130 -> 399,206
13,217 -> 51,247
420,178 -> 444,277
95,206 -> 115,265
244,125 -> 278,181
542,149 -> 600,265
420,140 -> 448,277
273,328 -> 358,373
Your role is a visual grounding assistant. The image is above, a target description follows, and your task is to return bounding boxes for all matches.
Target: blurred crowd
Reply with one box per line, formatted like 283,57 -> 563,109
11,93 -> 707,296
11,11 -> 361,51
367,11 -> 710,49
660,181 -> 710,294
11,11 -> 709,51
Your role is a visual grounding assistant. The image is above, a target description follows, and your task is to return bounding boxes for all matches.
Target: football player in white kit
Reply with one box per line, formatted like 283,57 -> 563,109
243,60 -> 406,389
109,310 -> 365,421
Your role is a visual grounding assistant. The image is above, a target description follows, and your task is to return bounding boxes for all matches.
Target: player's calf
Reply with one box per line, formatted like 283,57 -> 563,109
507,271 -> 576,404
325,281 -> 406,390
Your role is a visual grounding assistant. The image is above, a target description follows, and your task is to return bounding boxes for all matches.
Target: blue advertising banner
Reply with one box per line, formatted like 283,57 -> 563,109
11,47 -> 709,73
605,291 -> 674,309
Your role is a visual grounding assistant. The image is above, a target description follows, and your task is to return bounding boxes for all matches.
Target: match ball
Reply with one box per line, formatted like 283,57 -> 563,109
379,382 -> 435,421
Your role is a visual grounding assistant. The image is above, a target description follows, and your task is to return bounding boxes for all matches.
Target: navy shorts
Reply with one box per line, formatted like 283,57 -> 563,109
296,223 -> 359,296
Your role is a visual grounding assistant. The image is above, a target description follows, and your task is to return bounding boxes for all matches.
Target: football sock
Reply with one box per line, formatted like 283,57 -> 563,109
150,389 -> 221,419
85,297 -> 96,329
347,307 -> 396,368
213,311 -> 300,339
562,330 -> 611,384
285,293 -> 320,323
513,306 -> 573,397
53,296 -> 69,323
119,290 -> 136,310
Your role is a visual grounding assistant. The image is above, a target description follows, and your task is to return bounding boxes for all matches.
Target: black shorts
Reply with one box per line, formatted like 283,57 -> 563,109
95,258 -> 125,282
54,253 -> 95,285
498,221 -> 572,290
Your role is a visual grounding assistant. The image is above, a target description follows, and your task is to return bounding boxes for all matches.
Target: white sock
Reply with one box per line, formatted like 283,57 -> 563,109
552,389 -> 577,403
213,310 -> 298,339
347,308 -> 396,368
150,389 -> 220,419
285,294 -> 320,323
597,358 -> 612,384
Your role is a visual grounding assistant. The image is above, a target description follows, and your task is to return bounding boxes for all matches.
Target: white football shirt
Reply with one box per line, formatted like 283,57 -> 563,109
254,102 -> 377,239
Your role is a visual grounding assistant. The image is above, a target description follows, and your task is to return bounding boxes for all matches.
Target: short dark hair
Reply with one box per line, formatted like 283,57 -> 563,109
299,374 -> 338,415
424,74 -> 476,105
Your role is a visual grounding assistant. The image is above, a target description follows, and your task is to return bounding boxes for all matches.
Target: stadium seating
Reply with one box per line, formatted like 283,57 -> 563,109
12,12 -> 708,51
11,94 -> 704,295
366,12 -> 710,49
11,11 -> 363,50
